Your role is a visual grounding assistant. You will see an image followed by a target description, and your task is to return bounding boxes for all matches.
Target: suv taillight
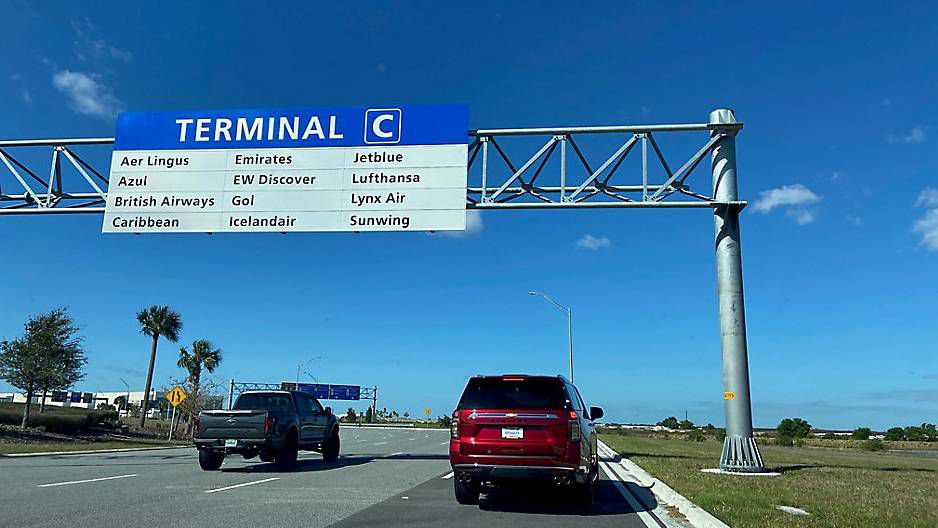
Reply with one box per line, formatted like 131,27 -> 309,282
451,411 -> 459,438
264,416 -> 276,434
569,411 -> 580,441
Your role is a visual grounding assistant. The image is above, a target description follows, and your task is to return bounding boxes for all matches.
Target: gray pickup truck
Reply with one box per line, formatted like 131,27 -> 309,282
193,390 -> 340,470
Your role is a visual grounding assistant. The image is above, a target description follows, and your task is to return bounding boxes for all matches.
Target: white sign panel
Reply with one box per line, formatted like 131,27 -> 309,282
103,105 -> 468,233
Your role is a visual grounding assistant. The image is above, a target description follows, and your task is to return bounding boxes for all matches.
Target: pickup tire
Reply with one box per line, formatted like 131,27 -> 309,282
276,431 -> 298,470
454,478 -> 480,505
198,450 -> 224,471
322,428 -> 340,462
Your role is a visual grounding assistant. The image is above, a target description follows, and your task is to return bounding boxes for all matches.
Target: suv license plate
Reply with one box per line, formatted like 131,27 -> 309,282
224,439 -> 238,447
501,427 -> 523,439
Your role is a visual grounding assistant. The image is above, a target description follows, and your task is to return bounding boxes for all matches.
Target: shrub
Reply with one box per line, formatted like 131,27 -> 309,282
775,435 -> 794,447
777,418 -> 812,439
686,429 -> 706,442
852,427 -> 872,440
861,439 -> 886,452
884,427 -> 905,441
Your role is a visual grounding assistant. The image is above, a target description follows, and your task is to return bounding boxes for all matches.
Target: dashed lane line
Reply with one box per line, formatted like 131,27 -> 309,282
373,441 -> 388,446
441,471 -> 454,479
37,474 -> 137,488
204,477 -> 280,494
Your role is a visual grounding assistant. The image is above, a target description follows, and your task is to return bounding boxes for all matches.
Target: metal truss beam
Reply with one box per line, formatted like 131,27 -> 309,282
0,120 -> 745,215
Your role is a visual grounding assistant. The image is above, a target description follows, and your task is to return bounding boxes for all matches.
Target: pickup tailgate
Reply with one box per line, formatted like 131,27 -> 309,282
197,410 -> 267,440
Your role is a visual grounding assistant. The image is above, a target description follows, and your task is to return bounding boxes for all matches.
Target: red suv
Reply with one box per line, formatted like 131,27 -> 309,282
449,374 -> 604,506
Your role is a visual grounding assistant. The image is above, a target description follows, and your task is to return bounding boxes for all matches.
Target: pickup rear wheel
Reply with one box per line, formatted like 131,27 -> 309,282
198,450 -> 224,471
322,428 -> 340,462
276,431 -> 298,470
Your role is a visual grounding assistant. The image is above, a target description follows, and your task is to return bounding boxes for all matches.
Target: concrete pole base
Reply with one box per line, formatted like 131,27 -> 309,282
719,435 -> 766,472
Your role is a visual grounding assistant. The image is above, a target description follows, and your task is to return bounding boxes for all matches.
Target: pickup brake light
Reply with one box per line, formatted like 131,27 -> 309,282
264,416 -> 276,434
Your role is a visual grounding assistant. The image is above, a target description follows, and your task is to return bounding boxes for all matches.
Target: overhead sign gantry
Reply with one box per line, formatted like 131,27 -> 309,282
0,108 -> 764,473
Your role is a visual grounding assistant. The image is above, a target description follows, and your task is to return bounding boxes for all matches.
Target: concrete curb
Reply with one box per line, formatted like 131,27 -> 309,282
599,441 -> 730,528
0,444 -> 192,458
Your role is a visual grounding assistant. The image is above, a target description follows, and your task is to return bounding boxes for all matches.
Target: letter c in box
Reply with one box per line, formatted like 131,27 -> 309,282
364,108 -> 402,144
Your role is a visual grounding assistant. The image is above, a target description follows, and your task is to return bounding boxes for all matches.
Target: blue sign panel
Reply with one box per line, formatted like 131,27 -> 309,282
114,105 -> 468,151
291,382 -> 361,401
69,391 -> 82,403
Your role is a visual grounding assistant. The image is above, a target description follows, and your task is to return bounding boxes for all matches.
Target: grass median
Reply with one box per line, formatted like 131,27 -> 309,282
600,434 -> 938,528
1,439 -> 189,455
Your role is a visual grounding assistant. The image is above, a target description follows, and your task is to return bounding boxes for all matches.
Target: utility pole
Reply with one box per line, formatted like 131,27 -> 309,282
710,108 -> 764,472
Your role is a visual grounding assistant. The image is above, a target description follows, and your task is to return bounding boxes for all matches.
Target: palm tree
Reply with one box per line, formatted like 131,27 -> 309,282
136,305 -> 182,428
177,339 -> 222,411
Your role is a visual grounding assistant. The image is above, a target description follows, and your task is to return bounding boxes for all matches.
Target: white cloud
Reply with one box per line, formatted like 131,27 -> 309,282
915,188 -> 938,252
21,89 -> 32,105
52,70 -> 122,119
887,126 -> 927,144
753,184 -> 821,226
576,234 -> 611,250
845,215 -> 863,227
830,171 -> 843,182
914,210 -> 938,251
916,187 -> 938,208
785,209 -> 816,225
442,210 -> 483,238
753,184 -> 821,213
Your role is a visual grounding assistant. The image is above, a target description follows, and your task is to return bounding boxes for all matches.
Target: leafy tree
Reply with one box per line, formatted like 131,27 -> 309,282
403,412 -> 410,419
114,395 -> 128,412
905,426 -> 927,441
852,427 -> 872,440
884,427 -> 904,441
438,415 -> 452,428
136,305 -> 182,428
177,339 -> 222,429
657,416 -> 680,429
678,419 -> 695,430
0,309 -> 87,428
346,408 -> 357,422
776,418 -> 812,439
364,406 -> 375,423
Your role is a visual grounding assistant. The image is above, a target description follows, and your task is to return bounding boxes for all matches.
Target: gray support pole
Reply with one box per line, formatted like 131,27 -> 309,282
710,108 -> 764,472
567,308 -> 574,382
227,379 -> 235,410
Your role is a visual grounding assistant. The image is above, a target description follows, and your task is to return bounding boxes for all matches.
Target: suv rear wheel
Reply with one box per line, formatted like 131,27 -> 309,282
454,478 -> 480,505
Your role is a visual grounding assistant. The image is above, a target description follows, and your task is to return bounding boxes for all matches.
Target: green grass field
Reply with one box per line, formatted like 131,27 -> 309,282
600,434 -> 938,528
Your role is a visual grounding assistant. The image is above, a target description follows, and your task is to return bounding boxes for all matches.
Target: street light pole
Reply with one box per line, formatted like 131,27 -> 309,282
528,291 -> 574,381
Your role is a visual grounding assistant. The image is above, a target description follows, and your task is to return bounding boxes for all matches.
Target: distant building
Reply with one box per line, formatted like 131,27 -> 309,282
0,389 -> 222,416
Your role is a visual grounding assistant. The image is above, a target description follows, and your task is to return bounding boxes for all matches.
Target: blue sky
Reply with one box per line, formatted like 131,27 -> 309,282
0,2 -> 936,430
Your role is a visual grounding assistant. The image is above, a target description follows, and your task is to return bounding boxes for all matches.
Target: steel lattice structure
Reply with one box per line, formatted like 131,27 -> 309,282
0,110 -> 763,472
0,121 -> 745,215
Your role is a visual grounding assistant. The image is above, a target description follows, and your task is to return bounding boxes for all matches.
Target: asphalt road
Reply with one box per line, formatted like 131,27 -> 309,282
0,428 -> 665,528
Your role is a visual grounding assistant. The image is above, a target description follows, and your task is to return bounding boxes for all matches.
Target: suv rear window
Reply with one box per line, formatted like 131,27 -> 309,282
233,393 -> 295,411
457,377 -> 568,410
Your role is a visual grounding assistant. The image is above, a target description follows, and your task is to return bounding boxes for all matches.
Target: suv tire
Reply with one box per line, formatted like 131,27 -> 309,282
198,449 -> 224,471
322,428 -> 340,462
276,431 -> 298,470
454,478 -> 480,505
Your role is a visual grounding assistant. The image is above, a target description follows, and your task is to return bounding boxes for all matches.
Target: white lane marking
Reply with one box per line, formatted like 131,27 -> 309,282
204,477 -> 280,494
439,441 -> 449,446
388,451 -> 405,457
599,460 -> 660,528
442,471 -> 454,479
38,474 -> 137,488
373,441 -> 388,446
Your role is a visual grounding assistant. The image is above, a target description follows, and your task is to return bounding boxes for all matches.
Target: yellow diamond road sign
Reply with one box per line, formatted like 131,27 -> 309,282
166,386 -> 188,407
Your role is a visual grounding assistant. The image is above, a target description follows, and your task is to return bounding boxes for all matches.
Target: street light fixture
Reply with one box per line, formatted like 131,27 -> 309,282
296,356 -> 322,385
528,291 -> 574,381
